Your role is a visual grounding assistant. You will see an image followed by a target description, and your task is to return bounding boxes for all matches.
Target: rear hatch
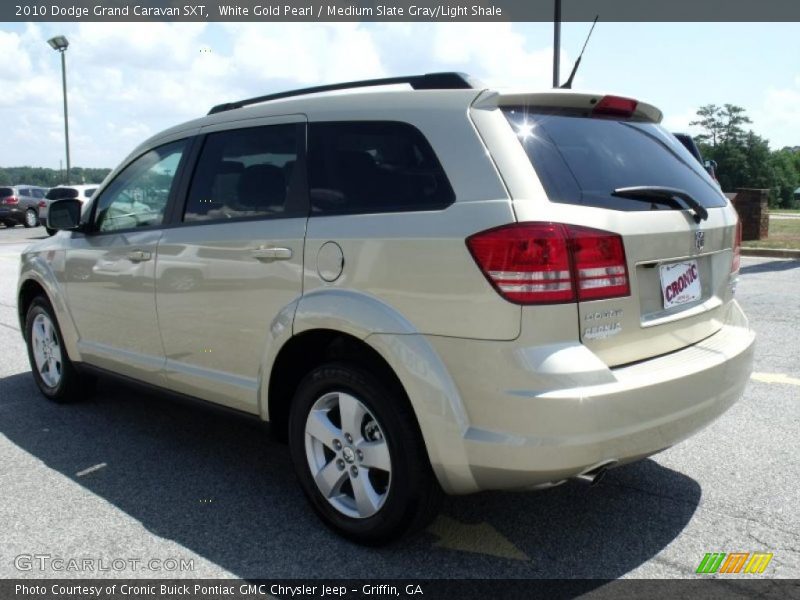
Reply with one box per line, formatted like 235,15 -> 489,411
45,187 -> 79,200
478,92 -> 738,366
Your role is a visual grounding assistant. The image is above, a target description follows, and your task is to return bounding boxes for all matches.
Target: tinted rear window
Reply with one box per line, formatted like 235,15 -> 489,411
503,109 -> 726,211
309,121 -> 454,215
45,188 -> 79,200
0,187 -> 13,197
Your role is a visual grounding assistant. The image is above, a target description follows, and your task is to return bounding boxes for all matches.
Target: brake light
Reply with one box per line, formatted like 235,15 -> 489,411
731,219 -> 742,273
1,195 -> 19,205
466,222 -> 630,305
592,95 -> 638,118
38,200 -> 47,208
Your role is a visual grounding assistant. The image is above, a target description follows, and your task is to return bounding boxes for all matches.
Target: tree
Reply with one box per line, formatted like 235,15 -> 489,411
690,103 -> 800,208
690,104 -> 723,147
720,104 -> 752,144
691,103 -> 752,147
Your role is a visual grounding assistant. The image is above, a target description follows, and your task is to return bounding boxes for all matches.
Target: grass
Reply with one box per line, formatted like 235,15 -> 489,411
770,208 -> 800,215
742,215 -> 800,250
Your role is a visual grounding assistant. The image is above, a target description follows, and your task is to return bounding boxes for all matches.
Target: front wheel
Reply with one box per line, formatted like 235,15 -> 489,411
288,363 -> 441,544
25,296 -> 94,402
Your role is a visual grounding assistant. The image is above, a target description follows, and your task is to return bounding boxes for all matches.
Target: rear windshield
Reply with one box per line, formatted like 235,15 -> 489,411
503,109 -> 727,211
0,187 -> 12,197
45,187 -> 79,200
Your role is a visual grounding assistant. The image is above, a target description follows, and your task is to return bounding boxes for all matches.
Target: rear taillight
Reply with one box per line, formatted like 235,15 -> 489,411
38,200 -> 47,208
731,219 -> 742,273
1,195 -> 19,205
592,95 -> 638,118
570,225 -> 630,300
466,222 -> 630,305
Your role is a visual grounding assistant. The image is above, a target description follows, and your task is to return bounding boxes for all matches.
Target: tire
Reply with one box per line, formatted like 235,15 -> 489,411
288,362 -> 441,544
24,296 -> 94,403
24,209 -> 39,228
45,227 -> 57,236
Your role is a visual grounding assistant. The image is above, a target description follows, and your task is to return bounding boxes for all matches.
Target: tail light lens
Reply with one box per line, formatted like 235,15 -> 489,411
38,200 -> 47,208
731,219 -> 742,273
1,195 -> 19,205
466,222 -> 630,305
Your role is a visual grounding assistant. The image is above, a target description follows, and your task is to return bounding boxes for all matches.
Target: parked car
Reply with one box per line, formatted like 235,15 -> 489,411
673,132 -> 718,181
0,185 -> 47,228
18,73 -> 755,544
40,185 -> 99,236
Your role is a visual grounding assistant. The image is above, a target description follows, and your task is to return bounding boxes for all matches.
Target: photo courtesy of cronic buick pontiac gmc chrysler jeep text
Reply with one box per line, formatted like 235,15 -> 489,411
17,73 -> 755,543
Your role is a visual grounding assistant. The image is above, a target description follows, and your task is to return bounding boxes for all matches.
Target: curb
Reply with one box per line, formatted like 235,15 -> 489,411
741,247 -> 800,259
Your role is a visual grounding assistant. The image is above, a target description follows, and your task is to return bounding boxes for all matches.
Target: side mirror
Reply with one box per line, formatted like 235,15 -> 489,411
47,199 -> 83,231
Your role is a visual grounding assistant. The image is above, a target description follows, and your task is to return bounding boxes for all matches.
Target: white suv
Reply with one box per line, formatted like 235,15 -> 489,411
18,73 -> 755,543
40,185 -> 100,236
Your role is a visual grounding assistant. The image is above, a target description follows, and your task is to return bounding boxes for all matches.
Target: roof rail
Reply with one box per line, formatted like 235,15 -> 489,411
207,72 -> 483,115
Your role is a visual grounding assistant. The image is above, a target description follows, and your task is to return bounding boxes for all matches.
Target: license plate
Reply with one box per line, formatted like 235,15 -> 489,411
660,260 -> 701,309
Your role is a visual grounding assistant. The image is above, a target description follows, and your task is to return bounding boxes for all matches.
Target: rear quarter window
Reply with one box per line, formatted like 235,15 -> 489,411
503,108 -> 726,211
309,121 -> 454,215
45,188 -> 79,200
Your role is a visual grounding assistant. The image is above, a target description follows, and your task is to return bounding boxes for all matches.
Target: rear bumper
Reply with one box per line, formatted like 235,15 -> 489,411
0,207 -> 24,224
422,301 -> 754,493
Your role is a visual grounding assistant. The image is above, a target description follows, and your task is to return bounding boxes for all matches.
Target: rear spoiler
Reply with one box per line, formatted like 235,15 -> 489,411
472,90 -> 663,123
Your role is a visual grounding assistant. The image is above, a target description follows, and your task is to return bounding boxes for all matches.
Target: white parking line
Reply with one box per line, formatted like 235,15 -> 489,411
751,372 -> 800,386
76,463 -> 108,477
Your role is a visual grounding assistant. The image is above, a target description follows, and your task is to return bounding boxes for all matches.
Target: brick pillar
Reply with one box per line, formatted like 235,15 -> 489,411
729,188 -> 769,241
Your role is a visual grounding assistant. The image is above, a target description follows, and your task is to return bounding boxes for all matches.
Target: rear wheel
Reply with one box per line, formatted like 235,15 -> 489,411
45,227 -> 57,236
288,362 -> 441,544
24,209 -> 39,228
25,296 -> 93,402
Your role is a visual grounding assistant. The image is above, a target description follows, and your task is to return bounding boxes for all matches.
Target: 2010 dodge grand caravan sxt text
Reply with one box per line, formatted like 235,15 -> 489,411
18,73 -> 755,543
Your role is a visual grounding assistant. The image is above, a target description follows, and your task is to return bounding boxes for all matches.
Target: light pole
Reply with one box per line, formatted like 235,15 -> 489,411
553,0 -> 561,87
47,35 -> 71,184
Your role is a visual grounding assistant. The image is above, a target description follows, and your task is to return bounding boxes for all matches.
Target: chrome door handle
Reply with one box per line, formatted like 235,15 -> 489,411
127,250 -> 152,262
251,247 -> 293,261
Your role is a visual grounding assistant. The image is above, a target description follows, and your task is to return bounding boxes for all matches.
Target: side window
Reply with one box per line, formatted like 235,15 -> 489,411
183,124 -> 301,223
94,140 -> 186,233
31,189 -> 44,199
309,121 -> 454,215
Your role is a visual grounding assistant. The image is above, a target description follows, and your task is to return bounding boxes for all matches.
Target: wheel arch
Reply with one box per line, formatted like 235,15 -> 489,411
266,329 -> 409,443
17,271 -> 81,362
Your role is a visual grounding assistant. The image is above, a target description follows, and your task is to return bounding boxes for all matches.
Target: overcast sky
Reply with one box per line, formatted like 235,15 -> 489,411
1,21 -> 798,169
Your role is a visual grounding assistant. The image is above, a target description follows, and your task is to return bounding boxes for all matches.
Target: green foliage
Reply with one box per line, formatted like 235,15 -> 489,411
0,166 -> 111,189
692,104 -> 799,209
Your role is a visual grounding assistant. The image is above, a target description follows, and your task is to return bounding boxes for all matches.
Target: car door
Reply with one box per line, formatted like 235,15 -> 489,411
64,138 -> 192,385
155,116 -> 307,413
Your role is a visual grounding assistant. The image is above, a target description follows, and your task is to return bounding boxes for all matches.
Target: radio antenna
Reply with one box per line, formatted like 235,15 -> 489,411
560,16 -> 599,89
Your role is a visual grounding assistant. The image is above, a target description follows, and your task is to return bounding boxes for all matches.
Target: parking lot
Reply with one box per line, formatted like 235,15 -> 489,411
1,224 -> 798,580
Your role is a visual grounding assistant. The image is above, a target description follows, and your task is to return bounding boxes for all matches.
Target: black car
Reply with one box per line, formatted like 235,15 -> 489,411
673,133 -> 717,181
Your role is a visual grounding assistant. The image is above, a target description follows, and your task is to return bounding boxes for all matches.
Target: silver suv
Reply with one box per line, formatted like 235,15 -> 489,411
18,73 -> 755,543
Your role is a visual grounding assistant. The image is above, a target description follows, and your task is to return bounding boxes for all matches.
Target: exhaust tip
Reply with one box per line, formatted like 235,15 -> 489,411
574,459 -> 618,487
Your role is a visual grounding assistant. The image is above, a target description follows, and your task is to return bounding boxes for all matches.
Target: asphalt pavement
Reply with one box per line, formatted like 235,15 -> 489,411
0,225 -> 798,580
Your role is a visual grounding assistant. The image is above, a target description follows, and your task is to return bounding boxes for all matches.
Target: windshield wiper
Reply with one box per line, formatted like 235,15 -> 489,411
611,186 -> 709,223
